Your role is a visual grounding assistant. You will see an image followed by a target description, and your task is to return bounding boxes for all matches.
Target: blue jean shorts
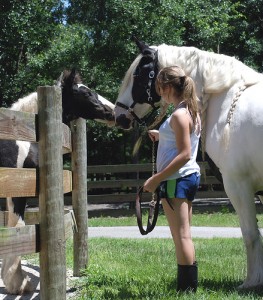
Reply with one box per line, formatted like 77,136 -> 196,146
159,172 -> 200,201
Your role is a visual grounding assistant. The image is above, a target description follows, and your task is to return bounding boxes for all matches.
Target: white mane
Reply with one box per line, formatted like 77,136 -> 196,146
118,43 -> 263,104
117,54 -> 143,101
11,92 -> 38,113
157,44 -> 263,93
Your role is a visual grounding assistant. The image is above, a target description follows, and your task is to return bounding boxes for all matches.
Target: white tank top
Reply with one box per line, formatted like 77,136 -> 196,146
156,109 -> 201,180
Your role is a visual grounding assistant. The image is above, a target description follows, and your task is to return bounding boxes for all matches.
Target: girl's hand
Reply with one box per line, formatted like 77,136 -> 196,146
143,174 -> 160,193
148,130 -> 159,142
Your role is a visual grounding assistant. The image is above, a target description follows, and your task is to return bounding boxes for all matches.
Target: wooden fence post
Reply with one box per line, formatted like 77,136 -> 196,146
71,118 -> 88,276
38,86 -> 66,300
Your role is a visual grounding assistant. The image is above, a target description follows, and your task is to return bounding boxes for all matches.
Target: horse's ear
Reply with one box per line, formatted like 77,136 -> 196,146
68,68 -> 78,85
131,35 -> 150,54
70,68 -> 77,78
55,72 -> 64,87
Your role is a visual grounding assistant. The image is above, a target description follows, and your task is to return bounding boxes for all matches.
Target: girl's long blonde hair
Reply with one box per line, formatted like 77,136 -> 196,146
156,66 -> 199,126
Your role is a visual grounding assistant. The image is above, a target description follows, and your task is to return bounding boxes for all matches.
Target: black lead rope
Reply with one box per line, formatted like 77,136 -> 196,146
135,140 -> 160,235
135,186 -> 160,235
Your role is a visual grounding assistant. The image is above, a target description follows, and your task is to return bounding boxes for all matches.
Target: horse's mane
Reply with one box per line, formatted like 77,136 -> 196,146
119,43 -> 263,103
157,44 -> 263,156
10,70 -> 82,114
117,54 -> 143,101
11,92 -> 38,113
157,44 -> 263,93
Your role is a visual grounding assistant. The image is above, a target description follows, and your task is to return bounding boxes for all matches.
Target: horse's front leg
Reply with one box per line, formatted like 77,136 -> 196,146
1,197 -> 33,295
223,177 -> 263,289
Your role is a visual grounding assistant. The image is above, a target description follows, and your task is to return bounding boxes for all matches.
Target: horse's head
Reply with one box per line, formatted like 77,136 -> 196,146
114,37 -> 161,129
57,69 -> 115,126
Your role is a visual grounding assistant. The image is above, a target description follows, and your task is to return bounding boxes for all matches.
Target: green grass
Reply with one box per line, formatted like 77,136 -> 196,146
67,237 -> 263,299
88,209 -> 263,228
24,211 -> 263,299
63,211 -> 263,299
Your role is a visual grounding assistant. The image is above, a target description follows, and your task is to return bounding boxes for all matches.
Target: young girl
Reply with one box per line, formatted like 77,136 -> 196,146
143,66 -> 201,292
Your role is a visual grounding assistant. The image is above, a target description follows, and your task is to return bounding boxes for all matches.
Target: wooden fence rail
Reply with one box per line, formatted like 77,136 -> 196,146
0,86 -> 88,299
86,162 -> 227,205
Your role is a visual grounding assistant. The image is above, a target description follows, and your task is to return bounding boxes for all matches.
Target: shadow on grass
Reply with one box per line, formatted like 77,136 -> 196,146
198,278 -> 263,297
75,277 -> 263,300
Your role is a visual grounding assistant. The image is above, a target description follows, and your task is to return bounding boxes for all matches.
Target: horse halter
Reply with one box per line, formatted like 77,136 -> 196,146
116,50 -> 160,127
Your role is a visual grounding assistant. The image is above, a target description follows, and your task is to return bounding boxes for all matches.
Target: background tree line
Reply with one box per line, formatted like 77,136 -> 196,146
1,0 -> 262,164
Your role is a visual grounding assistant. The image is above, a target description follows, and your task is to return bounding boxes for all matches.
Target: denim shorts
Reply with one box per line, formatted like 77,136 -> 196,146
159,172 -> 200,201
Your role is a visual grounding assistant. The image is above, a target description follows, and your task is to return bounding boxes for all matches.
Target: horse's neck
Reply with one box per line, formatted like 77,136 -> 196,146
11,92 -> 38,113
158,44 -> 199,75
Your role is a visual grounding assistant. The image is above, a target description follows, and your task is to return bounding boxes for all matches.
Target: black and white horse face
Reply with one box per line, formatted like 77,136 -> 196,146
114,39 -> 161,129
58,69 -> 115,126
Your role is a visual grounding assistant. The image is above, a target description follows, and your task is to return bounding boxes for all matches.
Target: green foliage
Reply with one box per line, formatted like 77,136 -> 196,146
0,0 -> 64,105
1,0 -> 263,164
86,120 -> 130,165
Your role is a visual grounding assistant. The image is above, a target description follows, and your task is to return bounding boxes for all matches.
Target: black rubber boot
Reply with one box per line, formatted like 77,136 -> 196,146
177,262 -> 198,292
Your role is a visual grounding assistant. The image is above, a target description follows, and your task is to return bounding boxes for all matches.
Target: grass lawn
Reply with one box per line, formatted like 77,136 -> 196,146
64,211 -> 263,299
67,237 -> 263,299
23,211 -> 263,299
88,208 -> 263,228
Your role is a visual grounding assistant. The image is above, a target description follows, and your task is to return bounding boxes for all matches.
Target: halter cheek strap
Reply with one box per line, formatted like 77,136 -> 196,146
116,72 -> 159,126
116,50 -> 159,126
115,101 -> 146,125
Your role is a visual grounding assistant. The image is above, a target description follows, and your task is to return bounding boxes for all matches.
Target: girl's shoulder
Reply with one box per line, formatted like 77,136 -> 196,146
170,107 -> 189,120
169,108 -> 191,129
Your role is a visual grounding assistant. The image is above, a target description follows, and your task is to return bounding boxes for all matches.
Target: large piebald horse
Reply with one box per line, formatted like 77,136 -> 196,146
1,69 -> 115,294
114,38 -> 263,289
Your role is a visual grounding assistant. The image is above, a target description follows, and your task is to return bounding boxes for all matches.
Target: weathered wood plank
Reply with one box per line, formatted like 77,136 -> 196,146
24,210 -> 39,225
0,211 -> 5,227
87,162 -> 210,174
0,108 -> 36,141
0,225 -> 37,257
62,123 -> 72,154
71,118 -> 88,276
38,85 -> 66,300
0,168 -> 72,197
87,163 -> 153,174
64,211 -> 74,240
87,175 -> 222,189
87,190 -> 228,204
0,108 -> 71,154
0,210 -> 40,227
0,211 -> 75,257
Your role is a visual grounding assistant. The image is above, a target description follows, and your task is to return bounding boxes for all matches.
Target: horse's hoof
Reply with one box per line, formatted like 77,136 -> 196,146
237,282 -> 263,292
19,275 -> 33,294
4,275 -> 33,295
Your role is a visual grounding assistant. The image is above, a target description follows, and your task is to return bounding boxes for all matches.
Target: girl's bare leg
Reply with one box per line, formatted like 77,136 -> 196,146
162,198 -> 195,264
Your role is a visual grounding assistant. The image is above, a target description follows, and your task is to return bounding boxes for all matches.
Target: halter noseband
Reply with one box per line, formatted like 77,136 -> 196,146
116,51 -> 159,126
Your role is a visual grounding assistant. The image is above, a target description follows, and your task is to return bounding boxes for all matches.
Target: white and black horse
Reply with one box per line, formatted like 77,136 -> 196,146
1,69 -> 115,294
114,38 -> 263,290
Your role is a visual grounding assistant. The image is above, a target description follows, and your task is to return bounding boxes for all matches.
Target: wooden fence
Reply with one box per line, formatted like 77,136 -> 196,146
0,86 -> 88,299
86,162 -> 227,205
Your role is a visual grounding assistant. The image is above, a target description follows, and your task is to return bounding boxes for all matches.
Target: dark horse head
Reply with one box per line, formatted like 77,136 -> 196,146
114,37 -> 161,130
57,69 -> 115,126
